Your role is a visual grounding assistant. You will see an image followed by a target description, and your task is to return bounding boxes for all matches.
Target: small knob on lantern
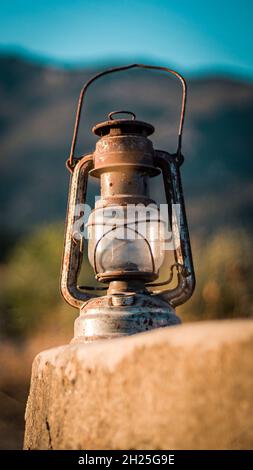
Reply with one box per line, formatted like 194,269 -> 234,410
108,110 -> 136,121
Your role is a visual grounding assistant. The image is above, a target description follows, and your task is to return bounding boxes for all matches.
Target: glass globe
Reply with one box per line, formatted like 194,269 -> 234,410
87,203 -> 165,279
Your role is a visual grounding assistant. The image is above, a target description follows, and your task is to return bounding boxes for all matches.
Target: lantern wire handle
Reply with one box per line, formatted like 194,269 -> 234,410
66,63 -> 187,172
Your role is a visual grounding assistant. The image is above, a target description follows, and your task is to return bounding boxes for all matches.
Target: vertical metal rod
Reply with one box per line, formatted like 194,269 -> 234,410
152,152 -> 195,306
61,155 -> 95,308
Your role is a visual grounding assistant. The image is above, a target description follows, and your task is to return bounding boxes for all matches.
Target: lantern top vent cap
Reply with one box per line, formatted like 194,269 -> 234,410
92,110 -> 155,137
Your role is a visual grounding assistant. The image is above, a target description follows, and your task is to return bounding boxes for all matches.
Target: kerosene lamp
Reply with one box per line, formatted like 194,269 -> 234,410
61,64 -> 195,342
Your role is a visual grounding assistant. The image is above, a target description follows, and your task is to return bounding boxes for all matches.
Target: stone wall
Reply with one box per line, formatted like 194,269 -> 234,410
24,320 -> 253,449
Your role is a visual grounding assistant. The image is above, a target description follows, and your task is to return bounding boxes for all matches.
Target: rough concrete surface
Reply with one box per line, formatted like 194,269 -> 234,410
24,320 -> 253,450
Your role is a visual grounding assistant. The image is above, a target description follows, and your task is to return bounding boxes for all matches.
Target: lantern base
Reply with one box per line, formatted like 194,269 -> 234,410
71,293 -> 181,343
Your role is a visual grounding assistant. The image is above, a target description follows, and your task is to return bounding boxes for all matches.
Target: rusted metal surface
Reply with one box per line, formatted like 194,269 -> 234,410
60,155 -> 94,308
66,63 -> 186,172
90,117 -> 158,178
72,293 -> 181,343
88,115 -> 161,285
61,63 -> 194,341
93,118 -> 154,137
154,151 -> 195,306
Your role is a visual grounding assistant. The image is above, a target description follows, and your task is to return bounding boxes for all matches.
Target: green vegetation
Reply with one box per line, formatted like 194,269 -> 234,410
180,229 -> 253,321
0,224 -> 252,338
0,224 -> 69,336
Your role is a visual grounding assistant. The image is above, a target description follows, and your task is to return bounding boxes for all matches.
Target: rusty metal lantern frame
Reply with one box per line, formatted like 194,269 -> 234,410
60,64 -> 195,342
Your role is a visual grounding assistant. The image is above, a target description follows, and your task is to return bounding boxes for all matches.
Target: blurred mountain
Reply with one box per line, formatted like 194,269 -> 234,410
0,54 -> 253,252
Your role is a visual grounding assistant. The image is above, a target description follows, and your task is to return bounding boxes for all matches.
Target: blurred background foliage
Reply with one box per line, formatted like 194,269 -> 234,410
1,0 -> 253,449
0,224 -> 67,337
0,57 -> 253,342
180,230 -> 253,321
0,224 -> 252,340
0,54 -> 253,449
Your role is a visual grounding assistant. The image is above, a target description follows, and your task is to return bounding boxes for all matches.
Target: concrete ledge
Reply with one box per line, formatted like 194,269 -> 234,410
24,320 -> 253,449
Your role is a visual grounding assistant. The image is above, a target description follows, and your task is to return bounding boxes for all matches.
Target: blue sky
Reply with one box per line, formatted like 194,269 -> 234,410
1,0 -> 253,78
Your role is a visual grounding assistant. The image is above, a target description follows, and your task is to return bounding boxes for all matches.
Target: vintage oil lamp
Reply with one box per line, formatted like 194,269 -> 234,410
61,64 -> 195,342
